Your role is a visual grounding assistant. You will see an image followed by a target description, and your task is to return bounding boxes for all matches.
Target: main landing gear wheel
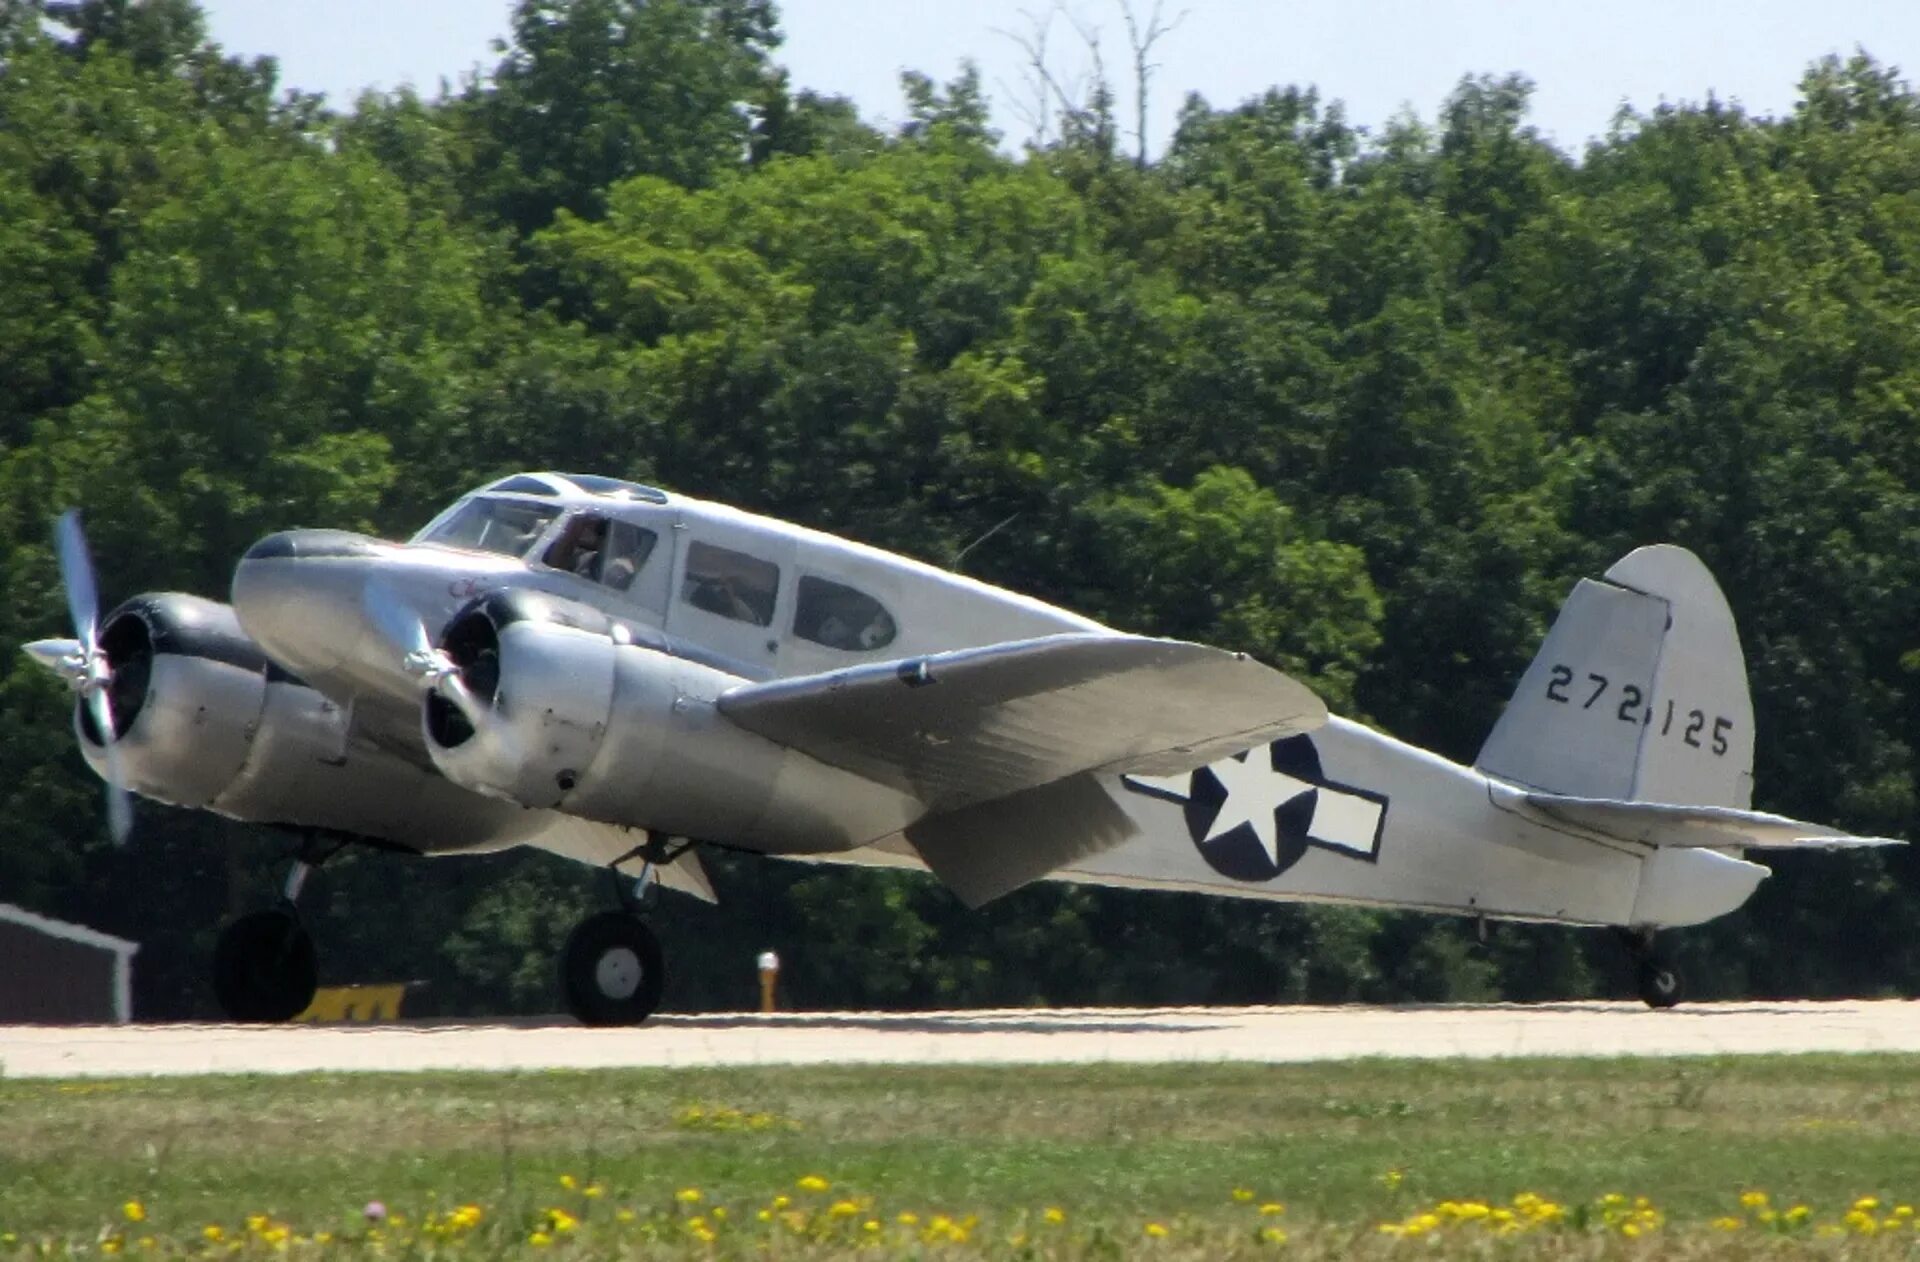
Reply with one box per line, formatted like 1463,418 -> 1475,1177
561,911 -> 666,1026
213,907 -> 318,1023
1636,957 -> 1685,1009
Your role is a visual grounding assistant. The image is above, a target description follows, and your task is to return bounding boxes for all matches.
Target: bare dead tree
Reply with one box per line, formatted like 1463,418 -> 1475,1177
996,0 -> 1189,160
1118,0 -> 1188,166
995,4 -> 1101,148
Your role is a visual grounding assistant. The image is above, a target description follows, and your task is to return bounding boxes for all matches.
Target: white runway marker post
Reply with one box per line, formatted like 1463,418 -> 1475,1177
757,950 -> 780,1013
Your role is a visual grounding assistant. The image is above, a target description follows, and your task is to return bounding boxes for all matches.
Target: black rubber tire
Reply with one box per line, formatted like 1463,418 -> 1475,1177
1636,957 -> 1684,1009
213,908 -> 318,1023
561,911 -> 666,1026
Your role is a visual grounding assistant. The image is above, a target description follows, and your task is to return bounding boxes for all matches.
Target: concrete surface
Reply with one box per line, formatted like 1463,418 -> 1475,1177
4,1001 -> 1920,1079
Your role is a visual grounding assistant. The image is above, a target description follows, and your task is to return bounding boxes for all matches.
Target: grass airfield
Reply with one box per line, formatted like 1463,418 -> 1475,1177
5,1056 -> 1920,1257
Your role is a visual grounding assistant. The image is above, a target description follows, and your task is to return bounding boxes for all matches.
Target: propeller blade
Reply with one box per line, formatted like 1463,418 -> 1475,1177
437,671 -> 487,728
84,685 -> 133,844
362,577 -> 431,659
55,509 -> 100,652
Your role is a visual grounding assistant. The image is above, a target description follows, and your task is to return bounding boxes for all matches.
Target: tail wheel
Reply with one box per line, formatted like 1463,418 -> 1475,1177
1636,958 -> 1684,1009
213,908 -> 318,1023
561,911 -> 666,1026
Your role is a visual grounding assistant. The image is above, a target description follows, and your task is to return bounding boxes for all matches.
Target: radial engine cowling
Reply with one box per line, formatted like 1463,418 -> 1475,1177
423,590 -> 809,843
78,594 -> 274,808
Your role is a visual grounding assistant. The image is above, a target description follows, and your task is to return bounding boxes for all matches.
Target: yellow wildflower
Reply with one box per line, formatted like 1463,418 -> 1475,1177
1856,1196 -> 1882,1212
829,1200 -> 860,1218
1260,1203 -> 1285,1216
1621,1223 -> 1641,1238
1260,1226 -> 1287,1244
1143,1221 -> 1169,1238
1232,1188 -> 1255,1202
201,1226 -> 224,1243
1042,1207 -> 1065,1225
583,1183 -> 604,1200
101,1238 -> 123,1255
797,1175 -> 830,1193
772,1196 -> 792,1210
528,1231 -> 552,1247
121,1201 -> 146,1224
676,1188 -> 703,1204
547,1208 -> 579,1234
898,1212 -> 921,1226
1739,1190 -> 1769,1210
136,1238 -> 155,1251
1712,1217 -> 1742,1231
712,1207 -> 727,1221
863,1220 -> 881,1233
558,1174 -> 577,1190
1380,1169 -> 1404,1190
245,1215 -> 268,1234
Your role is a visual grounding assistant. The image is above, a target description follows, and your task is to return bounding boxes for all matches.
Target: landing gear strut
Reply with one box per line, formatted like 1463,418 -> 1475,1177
1621,927 -> 1684,1010
212,835 -> 339,1023
558,835 -> 682,1026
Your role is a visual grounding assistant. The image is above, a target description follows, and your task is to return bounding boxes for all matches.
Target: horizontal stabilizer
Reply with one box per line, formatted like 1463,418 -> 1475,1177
718,633 -> 1326,813
1527,793 -> 1902,852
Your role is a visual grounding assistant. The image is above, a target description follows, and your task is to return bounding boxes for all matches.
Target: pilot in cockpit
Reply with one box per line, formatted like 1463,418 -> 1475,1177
568,519 -> 607,580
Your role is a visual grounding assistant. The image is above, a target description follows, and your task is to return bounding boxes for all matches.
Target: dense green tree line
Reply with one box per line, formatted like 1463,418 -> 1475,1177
1,0 -> 1915,1016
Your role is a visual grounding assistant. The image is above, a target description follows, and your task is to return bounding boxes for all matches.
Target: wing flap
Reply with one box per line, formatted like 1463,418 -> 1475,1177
1527,793 -> 1902,851
718,633 -> 1325,813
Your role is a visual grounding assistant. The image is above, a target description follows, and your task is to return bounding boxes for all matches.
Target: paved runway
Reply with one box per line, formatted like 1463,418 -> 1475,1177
5,1001 -> 1920,1079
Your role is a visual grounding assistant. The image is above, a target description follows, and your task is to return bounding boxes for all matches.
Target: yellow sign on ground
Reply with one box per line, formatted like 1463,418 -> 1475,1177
292,984 -> 410,1023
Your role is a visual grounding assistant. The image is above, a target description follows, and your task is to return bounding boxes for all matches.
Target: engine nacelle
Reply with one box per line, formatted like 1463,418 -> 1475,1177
80,593 -> 543,850
422,590 -> 907,849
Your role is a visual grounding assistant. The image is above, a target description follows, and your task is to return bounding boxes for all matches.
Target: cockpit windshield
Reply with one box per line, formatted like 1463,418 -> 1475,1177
413,497 -> 562,557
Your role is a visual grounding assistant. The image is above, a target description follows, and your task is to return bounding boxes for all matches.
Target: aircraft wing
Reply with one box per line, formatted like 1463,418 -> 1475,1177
717,633 -> 1326,814
1526,793 -> 1903,851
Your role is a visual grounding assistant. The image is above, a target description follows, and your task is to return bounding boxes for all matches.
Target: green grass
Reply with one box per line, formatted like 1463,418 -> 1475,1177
3,1056 -> 1920,1254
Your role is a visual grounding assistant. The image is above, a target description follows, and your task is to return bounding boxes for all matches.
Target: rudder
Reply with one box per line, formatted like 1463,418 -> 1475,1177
1475,545 -> 1754,808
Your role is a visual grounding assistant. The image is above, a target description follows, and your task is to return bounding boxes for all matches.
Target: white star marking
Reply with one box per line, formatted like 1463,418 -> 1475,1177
1202,754 -> 1316,866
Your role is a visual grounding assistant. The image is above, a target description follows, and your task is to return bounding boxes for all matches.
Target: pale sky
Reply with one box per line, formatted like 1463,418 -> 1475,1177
195,0 -> 1920,156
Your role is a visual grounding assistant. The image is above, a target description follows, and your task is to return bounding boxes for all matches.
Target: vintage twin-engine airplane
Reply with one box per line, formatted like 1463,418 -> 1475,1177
23,471 -> 1897,1022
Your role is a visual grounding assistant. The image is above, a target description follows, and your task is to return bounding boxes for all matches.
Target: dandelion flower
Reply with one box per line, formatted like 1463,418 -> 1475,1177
1740,1191 -> 1769,1210
797,1175 -> 830,1193
898,1212 -> 920,1226
1143,1221 -> 1169,1238
201,1226 -> 224,1243
559,1174 -> 578,1191
101,1238 -> 123,1254
528,1230 -> 552,1247
1232,1188 -> 1255,1203
1260,1226 -> 1287,1244
1260,1203 -> 1284,1216
584,1183 -> 604,1200
1712,1217 -> 1742,1231
676,1188 -> 703,1204
863,1220 -> 881,1233
121,1201 -> 146,1224
1042,1207 -> 1065,1225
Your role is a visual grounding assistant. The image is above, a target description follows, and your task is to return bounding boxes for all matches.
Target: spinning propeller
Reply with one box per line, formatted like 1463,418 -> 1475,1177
22,510 -> 133,843
361,577 -> 487,727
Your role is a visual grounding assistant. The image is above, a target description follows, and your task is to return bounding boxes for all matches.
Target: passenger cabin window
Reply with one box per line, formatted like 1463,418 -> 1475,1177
416,497 -> 561,558
544,514 -> 657,593
681,541 -> 779,626
794,576 -> 897,651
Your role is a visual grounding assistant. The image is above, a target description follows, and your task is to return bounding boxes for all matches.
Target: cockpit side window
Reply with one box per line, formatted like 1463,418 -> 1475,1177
544,514 -> 658,593
794,576 -> 897,651
681,541 -> 780,626
416,497 -> 561,557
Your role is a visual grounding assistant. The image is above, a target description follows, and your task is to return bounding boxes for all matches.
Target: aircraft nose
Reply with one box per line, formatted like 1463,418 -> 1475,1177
231,529 -> 384,678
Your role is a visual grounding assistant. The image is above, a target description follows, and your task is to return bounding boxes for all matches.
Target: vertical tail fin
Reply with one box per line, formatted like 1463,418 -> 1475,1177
1475,545 -> 1754,808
